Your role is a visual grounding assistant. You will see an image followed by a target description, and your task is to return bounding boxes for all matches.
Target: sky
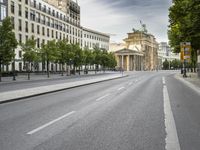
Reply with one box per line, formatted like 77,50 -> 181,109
78,0 -> 172,43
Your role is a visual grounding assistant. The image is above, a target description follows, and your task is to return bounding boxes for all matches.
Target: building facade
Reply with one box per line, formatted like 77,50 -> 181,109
82,27 -> 110,50
110,30 -> 159,71
1,0 -> 109,72
158,42 -> 180,68
0,0 -> 7,24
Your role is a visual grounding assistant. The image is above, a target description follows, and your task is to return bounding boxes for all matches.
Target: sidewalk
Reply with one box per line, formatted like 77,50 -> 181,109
0,73 -> 127,104
175,72 -> 200,95
0,71 -> 110,84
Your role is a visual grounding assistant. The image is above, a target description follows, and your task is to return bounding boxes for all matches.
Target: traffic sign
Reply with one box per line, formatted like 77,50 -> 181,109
180,42 -> 191,63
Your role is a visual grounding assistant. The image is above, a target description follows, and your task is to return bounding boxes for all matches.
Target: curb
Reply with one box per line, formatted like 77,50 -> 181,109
0,75 -> 128,104
174,74 -> 200,96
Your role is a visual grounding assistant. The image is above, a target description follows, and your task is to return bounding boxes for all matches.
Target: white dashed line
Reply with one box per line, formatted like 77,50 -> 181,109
96,94 -> 110,101
162,77 -> 166,85
27,111 -> 76,135
117,87 -> 125,91
163,77 -> 181,150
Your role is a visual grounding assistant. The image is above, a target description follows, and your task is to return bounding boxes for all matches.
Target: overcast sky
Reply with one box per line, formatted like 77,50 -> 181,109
78,0 -> 172,43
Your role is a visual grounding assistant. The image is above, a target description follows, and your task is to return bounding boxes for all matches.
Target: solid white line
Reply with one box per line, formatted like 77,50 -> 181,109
162,77 -> 166,84
27,111 -> 76,135
117,87 -> 125,91
96,94 -> 110,101
163,82 -> 181,150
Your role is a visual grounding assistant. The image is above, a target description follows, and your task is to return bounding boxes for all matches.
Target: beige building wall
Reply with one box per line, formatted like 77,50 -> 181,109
3,0 -> 109,72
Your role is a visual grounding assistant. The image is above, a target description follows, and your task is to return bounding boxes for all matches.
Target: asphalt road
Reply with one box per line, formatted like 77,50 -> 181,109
0,71 -> 199,150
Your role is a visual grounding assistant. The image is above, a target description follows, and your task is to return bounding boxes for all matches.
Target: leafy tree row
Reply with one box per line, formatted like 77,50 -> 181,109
21,38 -> 117,79
163,59 -> 182,70
168,0 -> 200,71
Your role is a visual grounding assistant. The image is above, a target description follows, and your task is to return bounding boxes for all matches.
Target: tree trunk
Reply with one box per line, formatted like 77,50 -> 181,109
61,63 -> 64,76
28,62 -> 30,80
47,60 -> 50,78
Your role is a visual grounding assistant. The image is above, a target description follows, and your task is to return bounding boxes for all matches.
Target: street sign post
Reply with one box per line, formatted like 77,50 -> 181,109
180,42 -> 191,77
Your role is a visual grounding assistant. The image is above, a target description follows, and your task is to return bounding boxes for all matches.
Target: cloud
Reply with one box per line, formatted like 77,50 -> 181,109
78,0 -> 172,43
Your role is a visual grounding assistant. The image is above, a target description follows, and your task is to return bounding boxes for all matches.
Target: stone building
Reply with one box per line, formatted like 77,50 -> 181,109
0,0 -> 109,72
110,30 -> 159,71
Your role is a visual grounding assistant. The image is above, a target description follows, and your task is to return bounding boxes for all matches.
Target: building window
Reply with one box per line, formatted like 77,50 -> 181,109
41,14 -> 45,24
0,5 -> 6,20
47,17 -> 50,26
31,23 -> 34,33
52,10 -> 55,16
36,12 -> 40,23
43,5 -> 46,12
19,62 -> 22,71
52,30 -> 54,38
48,7 -> 51,14
47,28 -> 49,37
37,38 -> 40,48
18,34 -> 22,44
42,27 -> 45,36
37,25 -> 40,34
39,3 -> 41,10
18,19 -> 22,31
25,0 -> 28,5
18,4 -> 22,16
60,33 -> 62,40
11,1 -> 15,14
30,10 -> 35,21
19,51 -> 22,58
25,21 -> 28,33
33,0 -> 36,8
25,7 -> 28,19
26,35 -> 28,42
56,31 -> 58,39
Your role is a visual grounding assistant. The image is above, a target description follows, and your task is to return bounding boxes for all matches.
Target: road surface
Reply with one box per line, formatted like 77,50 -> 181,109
0,71 -> 199,150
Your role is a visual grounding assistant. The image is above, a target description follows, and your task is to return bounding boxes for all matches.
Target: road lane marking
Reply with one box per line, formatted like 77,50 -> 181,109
163,79 -> 181,150
27,111 -> 76,135
117,87 -> 125,91
162,77 -> 166,85
96,94 -> 110,101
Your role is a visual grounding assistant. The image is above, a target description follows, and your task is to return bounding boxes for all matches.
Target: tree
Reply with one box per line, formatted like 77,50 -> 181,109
107,52 -> 117,69
56,39 -> 71,76
101,50 -> 109,72
168,0 -> 200,71
21,37 -> 39,80
93,46 -> 102,73
40,40 -> 57,78
83,47 -> 94,72
171,59 -> 181,69
163,59 -> 169,70
71,44 -> 83,75
0,17 -> 18,82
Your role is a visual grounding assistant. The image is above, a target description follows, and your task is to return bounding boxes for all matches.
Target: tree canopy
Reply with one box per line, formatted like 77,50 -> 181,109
0,17 -> 18,81
168,0 -> 200,52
